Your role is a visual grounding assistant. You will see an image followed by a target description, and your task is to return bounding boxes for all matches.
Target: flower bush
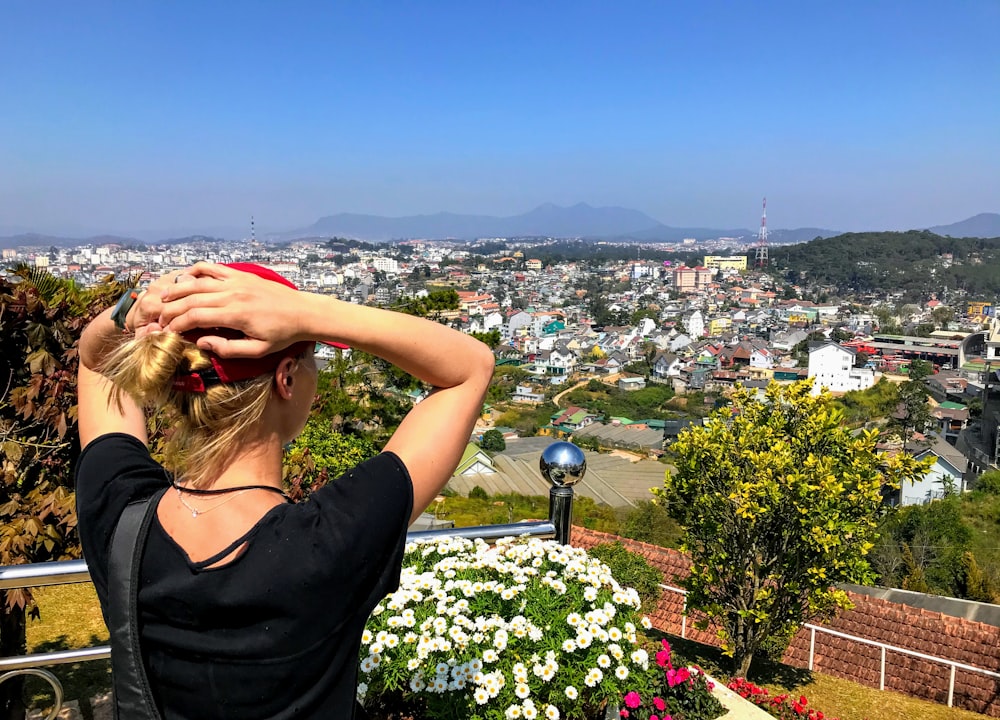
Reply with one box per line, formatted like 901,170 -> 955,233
727,678 -> 838,720
617,640 -> 725,720
358,536 -> 658,719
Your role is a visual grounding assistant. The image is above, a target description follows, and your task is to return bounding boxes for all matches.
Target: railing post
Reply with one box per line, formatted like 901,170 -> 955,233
948,665 -> 956,707
880,646 -> 886,690
539,441 -> 587,546
681,594 -> 687,639
808,627 -> 816,671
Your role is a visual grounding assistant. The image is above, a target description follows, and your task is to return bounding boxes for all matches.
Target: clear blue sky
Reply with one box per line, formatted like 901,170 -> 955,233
2,1 -> 998,237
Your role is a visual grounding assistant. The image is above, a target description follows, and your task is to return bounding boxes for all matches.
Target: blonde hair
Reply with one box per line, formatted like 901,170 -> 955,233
100,333 -> 274,488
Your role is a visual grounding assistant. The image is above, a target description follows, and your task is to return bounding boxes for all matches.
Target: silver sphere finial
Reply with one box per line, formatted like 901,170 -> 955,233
539,441 -> 587,487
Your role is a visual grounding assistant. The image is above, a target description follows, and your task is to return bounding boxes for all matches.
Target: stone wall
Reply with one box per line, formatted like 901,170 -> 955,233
571,526 -> 1000,717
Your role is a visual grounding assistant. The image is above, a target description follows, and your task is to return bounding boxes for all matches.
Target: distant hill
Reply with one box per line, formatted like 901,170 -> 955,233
280,204 -> 845,243
280,203 -> 664,241
770,229 -> 1000,299
928,213 -> 1000,239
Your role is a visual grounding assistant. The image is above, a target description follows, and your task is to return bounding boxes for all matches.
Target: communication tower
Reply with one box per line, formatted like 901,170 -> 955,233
754,197 -> 769,268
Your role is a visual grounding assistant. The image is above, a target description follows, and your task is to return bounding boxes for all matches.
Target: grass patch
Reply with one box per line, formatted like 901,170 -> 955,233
659,632 -> 987,720
23,583 -> 110,719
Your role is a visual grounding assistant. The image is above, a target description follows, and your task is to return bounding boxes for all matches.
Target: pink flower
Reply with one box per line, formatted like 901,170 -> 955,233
652,697 -> 666,712
624,692 -> 642,710
666,667 -> 691,688
619,711 -> 628,718
655,649 -> 670,668
650,716 -> 658,720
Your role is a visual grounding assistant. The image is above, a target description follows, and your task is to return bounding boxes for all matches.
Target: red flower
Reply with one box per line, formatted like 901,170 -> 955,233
666,667 -> 691,688
624,692 -> 642,709
652,697 -> 665,712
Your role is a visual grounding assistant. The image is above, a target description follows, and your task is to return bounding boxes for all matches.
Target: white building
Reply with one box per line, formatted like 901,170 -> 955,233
683,310 -> 705,339
807,342 -> 875,395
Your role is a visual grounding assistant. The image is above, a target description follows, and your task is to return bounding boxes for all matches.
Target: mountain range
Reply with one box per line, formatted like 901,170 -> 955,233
274,202 -> 839,244
1,205 -> 998,248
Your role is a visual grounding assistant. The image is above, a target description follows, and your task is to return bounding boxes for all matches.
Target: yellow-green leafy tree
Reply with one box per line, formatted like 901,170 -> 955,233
655,380 -> 931,678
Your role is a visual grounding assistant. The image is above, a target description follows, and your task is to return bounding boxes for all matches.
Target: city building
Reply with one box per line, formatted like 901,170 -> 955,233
807,341 -> 875,395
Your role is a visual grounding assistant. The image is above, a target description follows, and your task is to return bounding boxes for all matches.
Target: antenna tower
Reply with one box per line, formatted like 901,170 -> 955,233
754,197 -> 769,268
251,215 -> 256,245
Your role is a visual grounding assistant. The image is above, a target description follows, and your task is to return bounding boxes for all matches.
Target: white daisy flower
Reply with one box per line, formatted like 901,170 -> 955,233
506,705 -> 522,719
356,682 -> 368,699
615,666 -> 629,680
584,668 -> 603,687
515,683 -> 530,699
597,654 -> 611,668
523,705 -> 538,720
564,686 -> 578,700
474,688 -> 490,705
545,705 -> 560,720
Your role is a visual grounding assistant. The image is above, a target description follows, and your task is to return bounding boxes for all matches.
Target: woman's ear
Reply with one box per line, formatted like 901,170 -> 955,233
274,357 -> 298,400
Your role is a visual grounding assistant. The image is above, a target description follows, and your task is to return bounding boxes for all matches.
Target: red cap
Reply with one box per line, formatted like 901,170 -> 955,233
171,262 -> 347,393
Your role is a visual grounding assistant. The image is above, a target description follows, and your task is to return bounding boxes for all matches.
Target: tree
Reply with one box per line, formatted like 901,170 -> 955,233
0,267 -> 124,719
480,429 -> 506,452
470,329 -> 501,349
283,415 -> 378,501
931,306 -> 954,328
655,381 -> 930,678
893,361 -> 933,451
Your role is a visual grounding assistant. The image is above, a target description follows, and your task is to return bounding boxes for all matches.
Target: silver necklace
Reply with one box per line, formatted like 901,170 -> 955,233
174,486 -> 249,518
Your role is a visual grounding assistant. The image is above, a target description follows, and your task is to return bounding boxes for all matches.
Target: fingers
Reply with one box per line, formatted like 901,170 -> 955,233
160,304 -> 239,334
195,336 -> 273,359
184,262 -> 234,281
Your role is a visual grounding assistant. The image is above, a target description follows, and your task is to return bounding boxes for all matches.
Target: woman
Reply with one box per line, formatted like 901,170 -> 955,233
75,262 -> 495,719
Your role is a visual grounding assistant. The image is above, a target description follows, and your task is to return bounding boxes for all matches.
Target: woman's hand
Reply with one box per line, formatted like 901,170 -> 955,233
126,270 -> 195,338
156,262 -> 307,357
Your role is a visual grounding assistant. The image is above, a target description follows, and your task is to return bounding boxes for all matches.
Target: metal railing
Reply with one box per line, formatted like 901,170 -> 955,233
0,521 -> 559,715
659,582 -> 1000,709
0,440 -> 587,716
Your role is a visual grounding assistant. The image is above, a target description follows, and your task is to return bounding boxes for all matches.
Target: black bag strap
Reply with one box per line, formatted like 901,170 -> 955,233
108,489 -> 167,720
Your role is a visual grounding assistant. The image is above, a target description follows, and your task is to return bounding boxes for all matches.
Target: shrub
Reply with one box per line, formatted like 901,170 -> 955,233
482,429 -> 507,452
587,542 -> 663,612
358,536 -> 656,719
727,678 -> 838,720
619,639 -> 725,720
974,470 -> 1000,496
469,485 -> 490,500
617,501 -> 683,549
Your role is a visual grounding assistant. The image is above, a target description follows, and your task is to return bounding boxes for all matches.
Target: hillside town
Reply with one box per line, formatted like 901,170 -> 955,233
5,235 -> 999,511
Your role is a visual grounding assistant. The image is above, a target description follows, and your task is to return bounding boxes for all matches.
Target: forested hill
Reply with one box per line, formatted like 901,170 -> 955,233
769,230 -> 1000,299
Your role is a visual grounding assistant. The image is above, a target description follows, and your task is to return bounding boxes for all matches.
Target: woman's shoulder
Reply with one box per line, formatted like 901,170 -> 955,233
271,452 -> 412,546
75,433 -> 170,514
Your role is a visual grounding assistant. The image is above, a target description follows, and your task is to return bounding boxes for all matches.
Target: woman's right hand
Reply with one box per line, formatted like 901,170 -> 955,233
156,263 -> 310,358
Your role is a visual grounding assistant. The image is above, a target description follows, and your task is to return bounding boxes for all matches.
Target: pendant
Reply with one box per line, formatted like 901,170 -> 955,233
191,509 -> 199,518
